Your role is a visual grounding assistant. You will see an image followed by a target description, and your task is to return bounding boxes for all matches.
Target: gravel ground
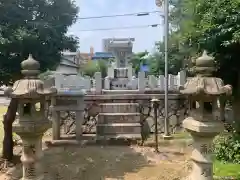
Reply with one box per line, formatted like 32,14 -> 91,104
0,140 -> 191,180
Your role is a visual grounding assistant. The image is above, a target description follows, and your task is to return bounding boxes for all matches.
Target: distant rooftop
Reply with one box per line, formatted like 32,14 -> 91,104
92,52 -> 114,59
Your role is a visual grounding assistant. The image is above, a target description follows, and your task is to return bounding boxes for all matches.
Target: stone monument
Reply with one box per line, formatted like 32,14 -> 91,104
4,55 -> 57,180
180,51 -> 232,180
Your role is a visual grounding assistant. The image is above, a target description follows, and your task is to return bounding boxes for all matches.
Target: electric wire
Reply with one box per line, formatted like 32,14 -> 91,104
77,10 -> 162,20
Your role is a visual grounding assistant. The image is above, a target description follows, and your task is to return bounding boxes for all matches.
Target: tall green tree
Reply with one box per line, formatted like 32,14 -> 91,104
169,0 -> 240,130
148,39 -> 184,76
0,0 -> 79,85
0,0 -> 79,161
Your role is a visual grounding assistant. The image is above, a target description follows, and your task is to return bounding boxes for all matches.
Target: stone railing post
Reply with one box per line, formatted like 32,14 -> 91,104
158,75 -> 164,91
138,71 -> 145,92
94,72 -> 102,94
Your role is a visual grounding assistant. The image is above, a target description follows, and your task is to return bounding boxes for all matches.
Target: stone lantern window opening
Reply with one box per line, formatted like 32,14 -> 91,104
23,103 -> 31,114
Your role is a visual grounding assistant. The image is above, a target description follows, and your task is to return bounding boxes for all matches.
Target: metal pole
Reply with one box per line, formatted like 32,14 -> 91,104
164,0 -> 170,137
152,99 -> 160,152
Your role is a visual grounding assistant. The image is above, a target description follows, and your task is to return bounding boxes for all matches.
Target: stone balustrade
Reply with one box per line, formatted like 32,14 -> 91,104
44,70 -> 187,94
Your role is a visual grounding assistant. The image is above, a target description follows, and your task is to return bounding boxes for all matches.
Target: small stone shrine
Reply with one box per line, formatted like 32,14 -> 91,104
4,55 -> 57,180
180,51 -> 232,180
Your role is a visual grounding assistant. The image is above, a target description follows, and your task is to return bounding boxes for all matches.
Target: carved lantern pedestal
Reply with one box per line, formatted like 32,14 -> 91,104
5,55 -> 56,180
180,51 -> 232,180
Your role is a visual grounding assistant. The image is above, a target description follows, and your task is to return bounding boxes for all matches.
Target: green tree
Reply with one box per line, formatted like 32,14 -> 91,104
129,51 -> 148,76
169,0 -> 240,130
0,0 -> 79,84
148,38 -> 185,76
82,60 -> 107,78
0,0 -> 79,161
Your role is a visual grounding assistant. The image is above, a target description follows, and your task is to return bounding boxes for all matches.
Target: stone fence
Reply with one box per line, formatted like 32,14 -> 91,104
44,70 -> 187,93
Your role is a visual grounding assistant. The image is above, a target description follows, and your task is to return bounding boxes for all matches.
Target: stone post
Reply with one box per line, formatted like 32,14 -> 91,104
50,97 -> 60,140
151,98 -> 160,152
158,75 -> 164,91
75,97 -> 85,141
127,65 -> 133,80
107,64 -> 114,79
94,72 -> 102,94
180,51 -> 232,180
138,71 -> 145,92
4,55 -> 57,180
104,76 -> 111,90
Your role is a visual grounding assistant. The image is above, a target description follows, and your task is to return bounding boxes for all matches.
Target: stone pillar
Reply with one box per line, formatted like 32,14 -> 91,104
183,113 -> 223,180
50,97 -> 61,140
104,76 -> 111,90
21,134 -> 45,180
149,75 -> 157,90
186,133 -> 217,180
138,71 -> 145,92
178,70 -> 186,87
158,75 -> 164,91
75,98 -> 85,141
94,72 -> 102,94
107,65 -> 114,78
127,65 -> 133,80
52,110 -> 60,140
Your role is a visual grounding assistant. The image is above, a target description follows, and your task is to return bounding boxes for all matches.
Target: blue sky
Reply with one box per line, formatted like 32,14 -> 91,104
68,0 -> 164,53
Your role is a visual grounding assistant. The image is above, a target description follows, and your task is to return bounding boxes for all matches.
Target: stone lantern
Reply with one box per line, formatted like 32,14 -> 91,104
4,55 -> 57,180
180,51 -> 232,180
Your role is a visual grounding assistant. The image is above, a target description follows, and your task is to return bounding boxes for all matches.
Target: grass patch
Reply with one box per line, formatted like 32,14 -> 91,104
214,160 -> 240,179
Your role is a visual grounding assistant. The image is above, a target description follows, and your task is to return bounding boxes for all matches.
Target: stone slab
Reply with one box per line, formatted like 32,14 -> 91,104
97,123 -> 141,135
98,113 -> 140,124
99,103 -> 139,113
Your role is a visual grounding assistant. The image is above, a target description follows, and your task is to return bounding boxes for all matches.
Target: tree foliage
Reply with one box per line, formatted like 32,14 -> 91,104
169,0 -> 240,89
128,51 -> 148,75
148,39 -> 185,76
0,0 -> 79,161
0,0 -> 79,85
81,60 -> 107,78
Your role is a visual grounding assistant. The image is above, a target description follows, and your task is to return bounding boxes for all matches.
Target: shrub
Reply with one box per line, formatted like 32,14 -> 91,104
213,132 -> 240,163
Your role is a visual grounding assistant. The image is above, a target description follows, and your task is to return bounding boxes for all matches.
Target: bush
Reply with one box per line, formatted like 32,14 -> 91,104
213,132 -> 240,163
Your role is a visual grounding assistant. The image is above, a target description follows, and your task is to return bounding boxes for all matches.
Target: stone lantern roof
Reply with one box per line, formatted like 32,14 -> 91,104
180,51 -> 232,96
4,54 -> 57,98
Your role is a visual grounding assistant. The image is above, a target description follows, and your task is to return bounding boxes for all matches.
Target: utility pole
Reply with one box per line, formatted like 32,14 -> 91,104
155,0 -> 172,138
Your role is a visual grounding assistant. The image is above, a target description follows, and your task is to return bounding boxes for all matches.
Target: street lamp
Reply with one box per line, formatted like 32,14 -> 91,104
156,0 -> 171,138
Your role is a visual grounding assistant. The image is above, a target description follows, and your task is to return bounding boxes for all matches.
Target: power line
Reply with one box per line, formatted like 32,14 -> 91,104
78,10 -> 162,20
78,24 -> 161,32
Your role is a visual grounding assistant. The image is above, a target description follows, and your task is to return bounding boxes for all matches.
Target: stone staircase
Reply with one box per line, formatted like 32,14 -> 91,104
96,103 -> 142,140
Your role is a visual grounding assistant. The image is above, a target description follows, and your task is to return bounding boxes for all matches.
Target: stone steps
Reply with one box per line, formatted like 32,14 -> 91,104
99,103 -> 139,113
98,113 -> 140,124
96,103 -> 141,140
97,123 -> 141,134
97,134 -> 142,140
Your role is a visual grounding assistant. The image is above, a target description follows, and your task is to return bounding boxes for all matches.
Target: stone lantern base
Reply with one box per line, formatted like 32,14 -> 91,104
182,117 -> 224,180
13,119 -> 51,180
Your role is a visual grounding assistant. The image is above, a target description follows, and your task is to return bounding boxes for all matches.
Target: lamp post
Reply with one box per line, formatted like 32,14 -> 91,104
156,0 -> 171,138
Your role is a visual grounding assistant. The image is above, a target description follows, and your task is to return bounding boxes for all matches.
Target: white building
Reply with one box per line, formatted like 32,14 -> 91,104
55,51 -> 80,75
